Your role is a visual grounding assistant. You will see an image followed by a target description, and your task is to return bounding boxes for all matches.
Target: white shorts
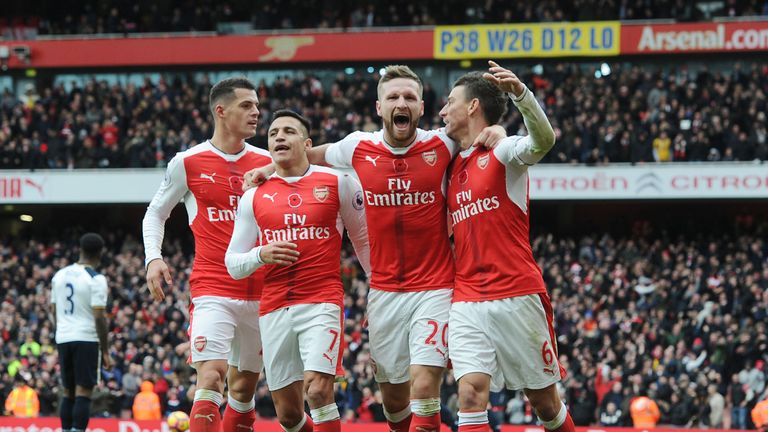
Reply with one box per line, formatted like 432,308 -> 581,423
449,294 -> 564,392
367,288 -> 451,384
188,296 -> 263,373
259,303 -> 342,391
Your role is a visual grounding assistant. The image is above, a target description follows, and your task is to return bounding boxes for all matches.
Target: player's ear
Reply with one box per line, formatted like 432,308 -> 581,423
304,138 -> 313,149
214,104 -> 226,119
468,98 -> 480,117
375,100 -> 382,117
420,100 -> 424,117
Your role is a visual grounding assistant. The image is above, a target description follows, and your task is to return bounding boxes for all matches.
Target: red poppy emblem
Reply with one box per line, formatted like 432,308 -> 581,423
458,170 -> 469,185
288,193 -> 303,208
393,159 -> 408,173
228,175 -> 243,192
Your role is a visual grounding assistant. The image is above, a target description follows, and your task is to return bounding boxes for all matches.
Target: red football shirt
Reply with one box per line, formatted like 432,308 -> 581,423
447,139 -> 548,302
143,141 -> 272,300
225,165 -> 369,315
325,129 -> 457,292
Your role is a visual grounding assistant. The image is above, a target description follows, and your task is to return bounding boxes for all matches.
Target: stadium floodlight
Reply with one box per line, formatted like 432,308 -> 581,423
367,66 -> 375,73
19,214 -> 33,222
601,63 -> 611,76
344,67 -> 355,75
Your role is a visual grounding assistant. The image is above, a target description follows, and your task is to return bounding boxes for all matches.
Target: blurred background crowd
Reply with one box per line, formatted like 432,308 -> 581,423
1,217 -> 766,427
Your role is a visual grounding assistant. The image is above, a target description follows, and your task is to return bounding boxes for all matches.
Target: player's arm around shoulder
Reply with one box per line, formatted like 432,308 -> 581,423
324,130 -> 372,168
337,172 -> 371,276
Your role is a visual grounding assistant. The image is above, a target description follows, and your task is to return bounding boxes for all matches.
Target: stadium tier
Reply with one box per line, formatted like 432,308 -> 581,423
0,7 -> 767,432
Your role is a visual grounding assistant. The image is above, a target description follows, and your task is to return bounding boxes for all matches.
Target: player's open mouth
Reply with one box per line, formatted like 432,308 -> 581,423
393,113 -> 410,129
247,121 -> 258,126
273,144 -> 290,152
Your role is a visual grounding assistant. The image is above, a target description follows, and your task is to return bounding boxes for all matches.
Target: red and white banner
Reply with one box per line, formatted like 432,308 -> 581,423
529,164 -> 768,200
621,20 -> 768,54
1,164 -> 767,204
0,418 -> 754,432
0,30 -> 432,69
0,170 -> 163,204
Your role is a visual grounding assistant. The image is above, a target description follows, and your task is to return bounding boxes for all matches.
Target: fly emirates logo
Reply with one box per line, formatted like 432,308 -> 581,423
364,178 -> 436,207
262,213 -> 331,243
207,195 -> 240,222
450,190 -> 500,225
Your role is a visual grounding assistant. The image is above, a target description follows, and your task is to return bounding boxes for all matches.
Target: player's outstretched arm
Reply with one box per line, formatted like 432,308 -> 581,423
484,60 -> 555,164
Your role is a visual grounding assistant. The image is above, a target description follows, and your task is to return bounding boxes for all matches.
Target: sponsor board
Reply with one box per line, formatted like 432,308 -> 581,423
0,418 -> 753,432
435,22 -> 620,59
529,164 -> 768,200
621,20 -> 768,54
1,164 -> 765,204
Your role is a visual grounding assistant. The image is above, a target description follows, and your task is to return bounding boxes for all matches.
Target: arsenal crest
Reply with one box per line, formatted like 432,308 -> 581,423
422,149 -> 437,166
313,185 -> 329,202
288,193 -> 303,208
194,336 -> 207,352
477,154 -> 490,169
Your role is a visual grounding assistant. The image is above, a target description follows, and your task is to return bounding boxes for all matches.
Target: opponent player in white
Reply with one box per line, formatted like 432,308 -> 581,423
142,77 -> 272,432
226,110 -> 370,432
440,63 -> 575,432
51,232 -> 112,432
244,66 -> 505,432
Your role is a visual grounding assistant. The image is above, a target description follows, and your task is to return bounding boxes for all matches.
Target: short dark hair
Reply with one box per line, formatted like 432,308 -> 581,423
453,72 -> 508,125
79,232 -> 104,260
272,109 -> 311,137
378,65 -> 423,98
209,77 -> 256,117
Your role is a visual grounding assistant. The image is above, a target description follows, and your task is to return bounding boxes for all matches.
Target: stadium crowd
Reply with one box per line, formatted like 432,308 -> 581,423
1,61 -> 767,170
2,0 -> 768,37
1,218 -> 766,427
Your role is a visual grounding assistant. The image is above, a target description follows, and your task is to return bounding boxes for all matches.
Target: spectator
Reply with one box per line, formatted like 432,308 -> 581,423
753,397 -> 768,432
599,402 -> 623,427
132,380 -> 161,420
707,384 -> 725,428
732,373 -> 749,429
3,64 -> 768,169
4,373 -> 39,418
652,130 -> 672,162
629,395 -> 660,428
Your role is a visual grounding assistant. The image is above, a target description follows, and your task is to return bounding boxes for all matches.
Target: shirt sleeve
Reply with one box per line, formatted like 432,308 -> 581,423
90,275 -> 109,308
50,273 -> 58,305
338,173 -> 371,277
434,128 -> 460,157
142,154 -> 189,268
325,131 -> 367,168
225,188 -> 265,280
493,86 -> 556,166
